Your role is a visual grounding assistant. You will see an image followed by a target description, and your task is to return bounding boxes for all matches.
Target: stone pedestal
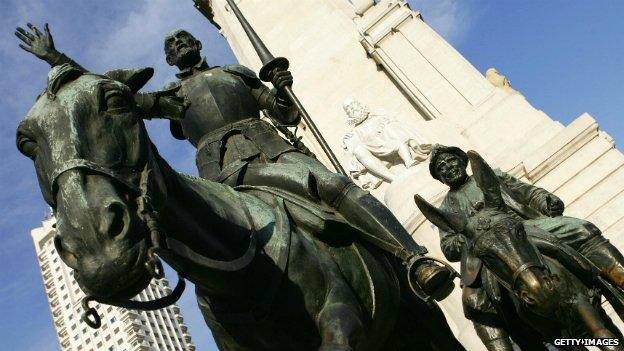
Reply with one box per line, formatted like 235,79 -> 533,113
211,1 -> 624,349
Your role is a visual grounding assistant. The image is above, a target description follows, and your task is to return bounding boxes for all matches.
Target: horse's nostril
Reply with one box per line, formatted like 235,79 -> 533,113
102,201 -> 128,238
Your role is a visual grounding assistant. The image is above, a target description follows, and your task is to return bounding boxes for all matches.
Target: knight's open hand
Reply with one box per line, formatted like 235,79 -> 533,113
272,69 -> 293,91
15,23 -> 60,63
543,194 -> 565,217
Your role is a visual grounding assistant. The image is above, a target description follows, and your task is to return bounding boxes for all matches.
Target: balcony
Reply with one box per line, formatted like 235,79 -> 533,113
57,326 -> 68,338
43,271 -> 52,280
179,323 -> 188,333
124,323 -> 141,333
41,262 -> 50,271
50,296 -> 59,307
121,310 -> 139,322
186,343 -> 196,351
172,306 -> 180,314
127,332 -> 145,344
47,290 -> 57,299
183,333 -> 192,343
60,338 -> 70,348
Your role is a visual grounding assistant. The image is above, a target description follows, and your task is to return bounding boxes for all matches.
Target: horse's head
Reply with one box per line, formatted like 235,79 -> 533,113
17,64 -> 164,301
416,151 -> 560,314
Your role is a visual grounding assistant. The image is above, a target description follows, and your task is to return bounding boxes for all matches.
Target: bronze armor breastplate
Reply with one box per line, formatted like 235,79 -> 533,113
178,68 -> 260,146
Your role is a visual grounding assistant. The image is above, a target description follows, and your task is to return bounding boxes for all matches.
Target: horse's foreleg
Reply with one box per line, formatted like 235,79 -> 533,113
576,297 -> 624,351
473,322 -> 514,351
316,287 -> 364,351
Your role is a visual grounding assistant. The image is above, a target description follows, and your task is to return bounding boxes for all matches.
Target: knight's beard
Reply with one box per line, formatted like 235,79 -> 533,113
171,46 -> 200,68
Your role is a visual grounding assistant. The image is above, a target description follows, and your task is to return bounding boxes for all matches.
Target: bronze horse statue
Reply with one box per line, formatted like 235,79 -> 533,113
415,151 -> 624,351
16,64 -> 465,350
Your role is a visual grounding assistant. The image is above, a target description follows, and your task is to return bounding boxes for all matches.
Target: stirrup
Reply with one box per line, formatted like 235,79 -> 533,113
406,255 -> 460,301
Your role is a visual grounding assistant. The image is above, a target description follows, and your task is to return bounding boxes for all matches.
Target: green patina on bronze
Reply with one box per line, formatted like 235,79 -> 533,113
15,23 -> 467,350
418,145 -> 624,351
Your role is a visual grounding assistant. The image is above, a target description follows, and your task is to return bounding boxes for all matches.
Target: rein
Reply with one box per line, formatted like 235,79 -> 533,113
54,158 -> 188,329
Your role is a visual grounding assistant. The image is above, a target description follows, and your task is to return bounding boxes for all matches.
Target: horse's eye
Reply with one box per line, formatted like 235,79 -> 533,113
17,132 -> 38,160
104,90 -> 131,113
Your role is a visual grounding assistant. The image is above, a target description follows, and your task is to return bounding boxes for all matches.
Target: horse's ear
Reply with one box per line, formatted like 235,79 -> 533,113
414,194 -> 465,233
47,63 -> 84,96
467,150 -> 504,209
103,67 -> 154,93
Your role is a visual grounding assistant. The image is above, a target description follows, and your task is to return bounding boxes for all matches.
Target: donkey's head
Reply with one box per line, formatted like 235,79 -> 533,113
416,151 -> 561,313
17,64 -> 165,300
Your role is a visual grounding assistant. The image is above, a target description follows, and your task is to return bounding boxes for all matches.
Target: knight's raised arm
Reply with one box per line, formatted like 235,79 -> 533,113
15,22 -> 87,72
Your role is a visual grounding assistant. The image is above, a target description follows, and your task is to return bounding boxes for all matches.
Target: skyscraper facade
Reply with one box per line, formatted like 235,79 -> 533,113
31,218 -> 196,351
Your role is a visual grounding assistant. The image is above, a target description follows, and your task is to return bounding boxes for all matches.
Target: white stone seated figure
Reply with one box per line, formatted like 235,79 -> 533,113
342,98 -> 431,187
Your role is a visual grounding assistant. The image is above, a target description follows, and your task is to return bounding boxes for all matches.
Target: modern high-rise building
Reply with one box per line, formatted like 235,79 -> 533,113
31,218 -> 196,351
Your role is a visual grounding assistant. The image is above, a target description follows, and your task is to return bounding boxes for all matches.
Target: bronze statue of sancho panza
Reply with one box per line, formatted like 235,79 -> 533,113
428,144 -> 624,349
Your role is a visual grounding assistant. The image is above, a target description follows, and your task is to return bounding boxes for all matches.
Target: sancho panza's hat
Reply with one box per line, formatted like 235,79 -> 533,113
429,144 -> 468,181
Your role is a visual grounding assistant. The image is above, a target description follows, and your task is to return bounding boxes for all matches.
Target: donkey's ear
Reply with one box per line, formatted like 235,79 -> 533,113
414,194 -> 464,233
103,67 -> 154,93
467,150 -> 503,209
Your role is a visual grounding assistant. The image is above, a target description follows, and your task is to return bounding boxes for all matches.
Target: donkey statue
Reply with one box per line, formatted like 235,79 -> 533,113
415,150 -> 624,351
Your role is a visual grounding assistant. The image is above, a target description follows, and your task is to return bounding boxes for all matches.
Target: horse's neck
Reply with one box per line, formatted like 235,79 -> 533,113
156,157 -> 253,264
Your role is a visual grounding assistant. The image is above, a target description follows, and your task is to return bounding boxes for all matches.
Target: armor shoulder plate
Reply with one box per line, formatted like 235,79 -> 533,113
222,64 -> 260,81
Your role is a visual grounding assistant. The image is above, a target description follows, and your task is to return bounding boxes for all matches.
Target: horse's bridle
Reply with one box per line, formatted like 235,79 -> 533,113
471,221 -> 550,296
510,262 -> 548,291
50,155 -> 187,329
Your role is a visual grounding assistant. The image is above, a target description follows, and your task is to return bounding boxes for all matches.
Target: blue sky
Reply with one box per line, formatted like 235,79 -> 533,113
0,1 -> 623,350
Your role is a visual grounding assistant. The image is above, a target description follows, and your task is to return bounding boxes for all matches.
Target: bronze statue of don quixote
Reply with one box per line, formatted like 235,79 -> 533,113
13,1 -> 624,350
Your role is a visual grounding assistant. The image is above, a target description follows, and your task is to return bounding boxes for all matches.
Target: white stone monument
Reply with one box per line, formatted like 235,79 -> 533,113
211,0 -> 624,348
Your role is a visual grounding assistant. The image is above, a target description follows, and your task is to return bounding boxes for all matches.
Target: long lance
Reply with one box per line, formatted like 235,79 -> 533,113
193,0 -> 347,176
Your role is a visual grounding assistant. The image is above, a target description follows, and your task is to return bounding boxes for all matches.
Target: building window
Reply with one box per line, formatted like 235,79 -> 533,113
110,316 -> 116,323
